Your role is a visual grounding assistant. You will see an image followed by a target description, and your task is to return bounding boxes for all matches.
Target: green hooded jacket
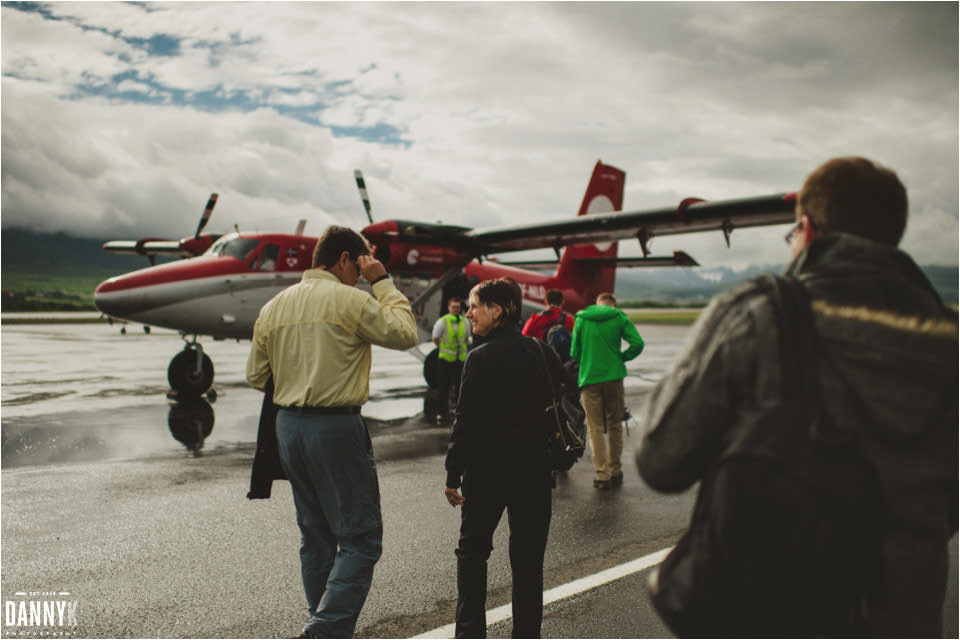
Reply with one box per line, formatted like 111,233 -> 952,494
570,304 -> 645,387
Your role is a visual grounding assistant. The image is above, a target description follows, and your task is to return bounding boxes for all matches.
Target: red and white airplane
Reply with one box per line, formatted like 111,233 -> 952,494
94,161 -> 796,395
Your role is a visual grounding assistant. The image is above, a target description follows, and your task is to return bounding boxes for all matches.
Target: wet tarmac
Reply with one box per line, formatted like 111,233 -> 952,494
2,322 -> 421,468
1,319 -> 956,638
1,321 -> 688,469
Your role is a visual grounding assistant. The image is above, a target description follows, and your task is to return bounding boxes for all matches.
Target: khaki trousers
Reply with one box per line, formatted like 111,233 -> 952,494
581,379 -> 625,482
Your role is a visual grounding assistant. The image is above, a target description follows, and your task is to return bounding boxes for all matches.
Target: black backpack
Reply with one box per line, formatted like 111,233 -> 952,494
544,313 -> 572,362
649,275 -> 884,638
531,338 -> 586,472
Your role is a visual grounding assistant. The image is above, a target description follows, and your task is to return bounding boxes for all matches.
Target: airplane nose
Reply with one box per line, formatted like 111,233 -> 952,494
94,277 -> 145,318
93,279 -> 117,316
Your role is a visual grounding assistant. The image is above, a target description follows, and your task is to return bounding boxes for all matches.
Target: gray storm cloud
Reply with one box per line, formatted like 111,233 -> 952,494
2,2 -> 956,268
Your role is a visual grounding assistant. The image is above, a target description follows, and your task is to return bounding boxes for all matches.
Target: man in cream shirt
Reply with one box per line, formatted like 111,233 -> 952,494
247,225 -> 417,638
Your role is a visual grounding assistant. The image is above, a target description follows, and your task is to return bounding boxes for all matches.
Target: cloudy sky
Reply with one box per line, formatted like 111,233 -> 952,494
2,1 -> 957,268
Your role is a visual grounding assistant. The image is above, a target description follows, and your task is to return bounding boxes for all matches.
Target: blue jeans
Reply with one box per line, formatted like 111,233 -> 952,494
276,409 -> 383,638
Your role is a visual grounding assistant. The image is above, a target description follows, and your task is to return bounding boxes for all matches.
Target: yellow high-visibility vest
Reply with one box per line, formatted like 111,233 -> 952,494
438,314 -> 467,362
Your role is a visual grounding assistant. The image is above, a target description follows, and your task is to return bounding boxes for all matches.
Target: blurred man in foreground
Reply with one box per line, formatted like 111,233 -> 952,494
637,158 -> 957,636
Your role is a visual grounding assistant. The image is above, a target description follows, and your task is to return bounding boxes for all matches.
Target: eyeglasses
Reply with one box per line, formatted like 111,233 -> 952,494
784,217 -> 818,245
784,221 -> 803,245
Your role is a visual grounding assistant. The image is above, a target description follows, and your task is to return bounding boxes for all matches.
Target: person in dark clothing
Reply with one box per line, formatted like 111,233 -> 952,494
444,278 -> 571,639
637,157 -> 958,636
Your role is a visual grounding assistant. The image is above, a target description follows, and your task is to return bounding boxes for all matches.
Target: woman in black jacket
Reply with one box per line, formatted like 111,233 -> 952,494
444,278 -> 572,639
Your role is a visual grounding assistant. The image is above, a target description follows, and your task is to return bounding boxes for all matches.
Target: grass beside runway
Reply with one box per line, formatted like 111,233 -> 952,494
624,309 -> 701,325
1,312 -> 110,325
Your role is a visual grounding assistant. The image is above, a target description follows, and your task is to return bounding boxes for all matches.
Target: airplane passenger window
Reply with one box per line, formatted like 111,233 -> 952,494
257,244 -> 280,271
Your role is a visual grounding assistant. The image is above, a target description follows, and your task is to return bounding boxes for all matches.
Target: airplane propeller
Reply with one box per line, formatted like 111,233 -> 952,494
354,170 -> 374,224
195,193 -> 219,239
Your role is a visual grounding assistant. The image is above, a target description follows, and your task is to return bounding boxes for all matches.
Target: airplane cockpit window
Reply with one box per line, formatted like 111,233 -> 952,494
205,233 -> 235,256
208,235 -> 261,261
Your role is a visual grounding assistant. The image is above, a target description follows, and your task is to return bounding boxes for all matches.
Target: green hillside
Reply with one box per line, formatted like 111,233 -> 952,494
1,229 -> 168,311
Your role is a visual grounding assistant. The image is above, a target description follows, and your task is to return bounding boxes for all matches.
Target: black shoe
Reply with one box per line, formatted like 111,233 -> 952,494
593,478 -> 611,490
610,472 -> 624,487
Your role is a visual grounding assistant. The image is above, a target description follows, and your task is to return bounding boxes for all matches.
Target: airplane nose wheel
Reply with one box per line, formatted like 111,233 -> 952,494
168,342 -> 215,396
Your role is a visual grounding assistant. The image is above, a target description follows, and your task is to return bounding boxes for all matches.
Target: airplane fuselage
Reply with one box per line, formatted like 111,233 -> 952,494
93,241 -> 584,342
95,232 -> 319,339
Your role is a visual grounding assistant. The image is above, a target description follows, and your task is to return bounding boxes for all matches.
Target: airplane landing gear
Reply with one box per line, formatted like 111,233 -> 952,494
168,339 -> 215,396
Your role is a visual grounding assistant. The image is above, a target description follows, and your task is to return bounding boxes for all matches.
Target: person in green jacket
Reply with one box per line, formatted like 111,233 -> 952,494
570,292 -> 645,489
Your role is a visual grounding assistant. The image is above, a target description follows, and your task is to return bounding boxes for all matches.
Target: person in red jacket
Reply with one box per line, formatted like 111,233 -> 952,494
522,289 -> 574,339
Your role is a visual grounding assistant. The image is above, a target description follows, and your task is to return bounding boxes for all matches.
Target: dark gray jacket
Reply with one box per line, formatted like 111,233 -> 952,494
637,234 -> 958,636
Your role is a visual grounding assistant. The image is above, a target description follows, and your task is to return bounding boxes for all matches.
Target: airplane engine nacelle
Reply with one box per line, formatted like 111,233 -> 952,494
179,234 -> 221,257
376,241 -> 473,278
362,220 -> 473,278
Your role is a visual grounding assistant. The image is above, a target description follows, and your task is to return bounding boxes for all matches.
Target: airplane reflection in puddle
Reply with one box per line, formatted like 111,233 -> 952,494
167,395 -> 215,455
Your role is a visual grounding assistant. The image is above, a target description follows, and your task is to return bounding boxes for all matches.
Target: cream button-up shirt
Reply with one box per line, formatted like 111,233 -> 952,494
245,269 -> 418,408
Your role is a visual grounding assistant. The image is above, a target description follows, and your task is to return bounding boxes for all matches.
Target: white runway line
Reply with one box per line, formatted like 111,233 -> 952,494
414,545 -> 673,638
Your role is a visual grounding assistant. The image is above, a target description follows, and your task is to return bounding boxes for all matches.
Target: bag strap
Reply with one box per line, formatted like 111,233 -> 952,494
531,337 -> 558,401
768,276 -> 811,397
769,274 -> 828,431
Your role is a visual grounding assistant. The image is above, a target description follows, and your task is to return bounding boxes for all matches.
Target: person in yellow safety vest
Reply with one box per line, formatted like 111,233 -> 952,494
432,297 -> 472,422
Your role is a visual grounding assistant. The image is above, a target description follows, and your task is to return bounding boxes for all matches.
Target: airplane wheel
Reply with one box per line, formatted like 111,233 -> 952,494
168,348 -> 215,396
423,348 -> 439,388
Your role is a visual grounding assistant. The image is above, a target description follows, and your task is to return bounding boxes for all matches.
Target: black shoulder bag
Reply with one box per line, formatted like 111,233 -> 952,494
532,337 -> 586,472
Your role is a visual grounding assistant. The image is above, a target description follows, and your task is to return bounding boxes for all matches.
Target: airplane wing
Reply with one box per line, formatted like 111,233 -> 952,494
495,251 -> 699,269
102,239 -> 191,257
460,193 -> 796,256
102,193 -> 220,259
102,234 -> 220,259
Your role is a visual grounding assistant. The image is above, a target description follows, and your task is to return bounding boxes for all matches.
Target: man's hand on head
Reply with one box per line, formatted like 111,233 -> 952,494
357,254 -> 387,282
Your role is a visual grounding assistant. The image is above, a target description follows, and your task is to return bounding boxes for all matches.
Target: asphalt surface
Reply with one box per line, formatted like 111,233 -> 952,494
5,425 -> 955,639
2,321 -> 957,638
1,423 -> 695,638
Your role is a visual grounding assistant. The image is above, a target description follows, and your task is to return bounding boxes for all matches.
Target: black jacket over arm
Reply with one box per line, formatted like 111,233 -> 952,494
247,378 -> 287,499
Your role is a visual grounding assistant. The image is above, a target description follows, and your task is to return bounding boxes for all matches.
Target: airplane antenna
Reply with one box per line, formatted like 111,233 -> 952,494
721,219 -> 734,248
195,193 -> 219,238
295,219 -> 307,235
354,170 -> 374,224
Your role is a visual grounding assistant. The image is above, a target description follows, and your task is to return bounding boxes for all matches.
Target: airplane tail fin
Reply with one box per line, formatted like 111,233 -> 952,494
555,161 -> 625,308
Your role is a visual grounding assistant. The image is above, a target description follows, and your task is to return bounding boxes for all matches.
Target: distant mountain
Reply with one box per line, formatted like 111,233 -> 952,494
616,262 -> 959,305
1,229 -> 957,310
2,228 -> 155,273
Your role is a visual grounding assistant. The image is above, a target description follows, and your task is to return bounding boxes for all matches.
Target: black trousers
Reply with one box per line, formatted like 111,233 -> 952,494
454,476 -> 552,639
437,360 -> 464,415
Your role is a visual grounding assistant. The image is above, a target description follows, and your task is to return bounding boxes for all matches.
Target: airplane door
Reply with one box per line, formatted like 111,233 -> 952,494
251,243 -> 280,271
